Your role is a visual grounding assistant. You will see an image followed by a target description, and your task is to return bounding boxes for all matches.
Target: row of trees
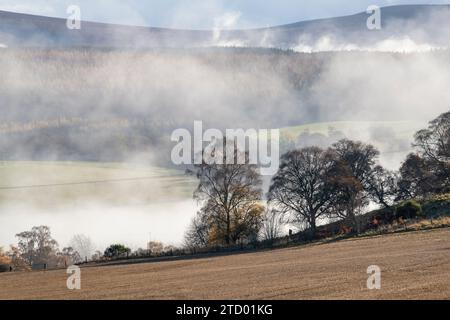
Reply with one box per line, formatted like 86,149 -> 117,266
185,112 -> 449,247
0,227 -> 180,270
102,241 -> 179,260
0,227 -> 95,270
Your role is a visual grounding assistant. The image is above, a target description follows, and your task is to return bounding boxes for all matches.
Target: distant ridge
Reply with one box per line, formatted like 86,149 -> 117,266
1,4 -> 450,49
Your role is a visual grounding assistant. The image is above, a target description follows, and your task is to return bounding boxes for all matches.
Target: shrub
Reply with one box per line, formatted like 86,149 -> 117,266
103,244 -> 131,258
422,193 -> 450,217
376,207 -> 396,224
396,200 -> 424,219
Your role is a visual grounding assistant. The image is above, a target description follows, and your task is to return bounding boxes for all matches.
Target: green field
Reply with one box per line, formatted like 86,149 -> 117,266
281,120 -> 424,141
0,161 -> 197,208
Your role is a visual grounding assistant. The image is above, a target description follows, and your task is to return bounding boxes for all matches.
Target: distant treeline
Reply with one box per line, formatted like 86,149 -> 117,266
2,48 -> 450,164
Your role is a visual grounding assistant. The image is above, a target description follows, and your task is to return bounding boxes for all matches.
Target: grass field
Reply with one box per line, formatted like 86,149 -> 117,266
0,161 -> 197,207
1,228 -> 449,300
0,161 -> 199,248
280,120 -> 424,141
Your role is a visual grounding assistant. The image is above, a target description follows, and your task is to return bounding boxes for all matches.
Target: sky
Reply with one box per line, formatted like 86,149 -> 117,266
0,0 -> 449,29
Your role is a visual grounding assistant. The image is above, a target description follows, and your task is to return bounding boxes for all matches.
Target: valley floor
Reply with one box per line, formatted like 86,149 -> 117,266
1,228 -> 450,300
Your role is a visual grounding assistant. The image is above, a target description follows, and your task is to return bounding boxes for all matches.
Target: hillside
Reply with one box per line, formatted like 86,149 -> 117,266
1,5 -> 450,165
1,49 -> 448,165
1,5 -> 450,49
1,228 -> 449,299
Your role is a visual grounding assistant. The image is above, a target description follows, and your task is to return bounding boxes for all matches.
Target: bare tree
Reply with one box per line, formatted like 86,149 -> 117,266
189,142 -> 264,246
268,147 -> 335,238
260,208 -> 284,242
367,165 -> 398,208
69,234 -> 94,262
59,247 -> 82,265
409,111 -> 450,194
327,140 -> 380,234
414,111 -> 450,164
397,153 -> 439,200
184,211 -> 210,249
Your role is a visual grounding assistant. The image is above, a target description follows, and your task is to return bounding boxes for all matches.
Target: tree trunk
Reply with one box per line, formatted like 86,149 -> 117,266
349,211 -> 360,234
309,218 -> 317,239
226,211 -> 231,245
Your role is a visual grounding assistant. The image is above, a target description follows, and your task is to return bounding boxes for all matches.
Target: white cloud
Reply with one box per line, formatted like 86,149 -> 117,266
214,11 -> 242,29
213,11 -> 244,45
293,36 -> 443,53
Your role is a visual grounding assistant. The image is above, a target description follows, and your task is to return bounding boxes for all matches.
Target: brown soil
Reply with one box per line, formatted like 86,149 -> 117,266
1,228 -> 449,300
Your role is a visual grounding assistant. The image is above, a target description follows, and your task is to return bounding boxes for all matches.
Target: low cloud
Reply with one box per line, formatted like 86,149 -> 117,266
293,36 -> 442,53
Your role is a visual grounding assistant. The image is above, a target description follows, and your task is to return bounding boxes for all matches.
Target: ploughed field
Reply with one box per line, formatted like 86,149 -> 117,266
1,228 -> 450,300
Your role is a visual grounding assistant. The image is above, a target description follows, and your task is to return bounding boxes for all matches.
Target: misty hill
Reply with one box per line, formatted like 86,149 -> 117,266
1,5 -> 450,49
1,5 -> 450,164
0,47 -> 449,165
